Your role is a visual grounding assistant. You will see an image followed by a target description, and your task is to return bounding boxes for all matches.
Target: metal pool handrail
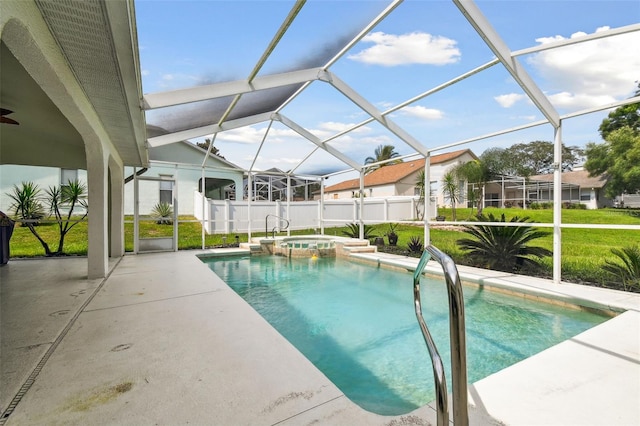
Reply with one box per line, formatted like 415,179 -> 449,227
413,244 -> 468,426
265,214 -> 290,238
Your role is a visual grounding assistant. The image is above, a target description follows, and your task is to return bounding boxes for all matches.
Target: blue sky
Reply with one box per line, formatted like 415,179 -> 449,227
135,0 -> 640,181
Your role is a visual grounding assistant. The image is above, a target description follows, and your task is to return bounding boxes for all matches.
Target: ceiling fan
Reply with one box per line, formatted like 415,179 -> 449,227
1,108 -> 19,125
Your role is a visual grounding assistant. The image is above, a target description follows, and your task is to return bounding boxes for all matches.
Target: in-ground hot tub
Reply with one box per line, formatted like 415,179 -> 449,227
269,236 -> 336,258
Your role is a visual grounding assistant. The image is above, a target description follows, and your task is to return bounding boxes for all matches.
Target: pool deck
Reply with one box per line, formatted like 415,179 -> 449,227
1,249 -> 639,425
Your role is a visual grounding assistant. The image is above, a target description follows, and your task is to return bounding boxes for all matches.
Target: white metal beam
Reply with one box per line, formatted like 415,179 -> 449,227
453,0 -> 560,128
143,67 -> 324,110
147,111 -> 274,147
325,71 -> 430,156
275,113 -> 362,171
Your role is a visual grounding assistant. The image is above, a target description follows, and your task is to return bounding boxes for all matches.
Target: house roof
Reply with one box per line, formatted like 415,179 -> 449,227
529,169 -> 608,189
324,149 -> 476,192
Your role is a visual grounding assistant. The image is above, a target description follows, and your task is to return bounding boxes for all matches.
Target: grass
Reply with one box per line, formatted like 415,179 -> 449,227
7,208 -> 640,292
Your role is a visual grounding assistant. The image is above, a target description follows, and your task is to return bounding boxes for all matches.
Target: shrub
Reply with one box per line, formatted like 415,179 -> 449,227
342,223 -> 378,239
456,213 -> 552,273
602,245 -> 640,291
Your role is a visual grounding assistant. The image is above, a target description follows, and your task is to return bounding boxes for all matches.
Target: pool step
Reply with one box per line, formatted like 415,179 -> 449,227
339,239 -> 377,254
239,242 -> 263,253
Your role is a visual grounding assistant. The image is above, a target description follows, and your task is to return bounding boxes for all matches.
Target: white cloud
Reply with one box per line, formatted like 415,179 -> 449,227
141,69 -> 150,76
400,105 -> 444,120
348,31 -> 461,66
527,26 -> 640,109
494,93 -> 526,108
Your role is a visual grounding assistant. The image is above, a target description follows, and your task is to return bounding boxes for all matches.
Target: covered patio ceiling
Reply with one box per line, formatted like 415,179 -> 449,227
139,0 -> 640,181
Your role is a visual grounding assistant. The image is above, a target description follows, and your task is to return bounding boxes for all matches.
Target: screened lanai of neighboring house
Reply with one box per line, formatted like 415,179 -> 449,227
1,0 -> 640,281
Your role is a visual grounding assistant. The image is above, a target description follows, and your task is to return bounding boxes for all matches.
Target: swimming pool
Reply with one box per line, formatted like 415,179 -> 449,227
202,255 -> 609,415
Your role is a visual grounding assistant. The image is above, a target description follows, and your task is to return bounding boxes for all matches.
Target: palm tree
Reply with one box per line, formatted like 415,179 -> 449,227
364,145 -> 402,173
457,213 -> 552,273
442,170 -> 460,221
454,160 -> 492,216
602,245 -> 640,291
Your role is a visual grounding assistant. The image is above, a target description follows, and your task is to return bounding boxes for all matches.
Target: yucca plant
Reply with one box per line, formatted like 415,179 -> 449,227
602,245 -> 640,291
151,201 -> 173,225
341,223 -> 378,239
8,181 -> 52,255
47,179 -> 88,255
457,213 -> 552,273
407,235 -> 423,253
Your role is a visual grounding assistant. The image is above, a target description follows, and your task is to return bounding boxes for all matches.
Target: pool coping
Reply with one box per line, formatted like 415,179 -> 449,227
198,246 -> 640,425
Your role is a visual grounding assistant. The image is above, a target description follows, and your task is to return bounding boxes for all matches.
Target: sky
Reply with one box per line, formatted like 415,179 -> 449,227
135,0 -> 640,183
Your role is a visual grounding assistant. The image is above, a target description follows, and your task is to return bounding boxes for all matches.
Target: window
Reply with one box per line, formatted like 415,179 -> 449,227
159,175 -> 173,205
580,194 -> 591,201
61,169 -> 77,186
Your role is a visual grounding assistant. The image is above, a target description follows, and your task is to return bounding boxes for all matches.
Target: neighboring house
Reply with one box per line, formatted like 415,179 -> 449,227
245,168 -> 320,201
482,168 -> 612,210
0,165 -> 88,214
322,149 -> 478,207
0,141 -> 245,217
123,140 -> 244,215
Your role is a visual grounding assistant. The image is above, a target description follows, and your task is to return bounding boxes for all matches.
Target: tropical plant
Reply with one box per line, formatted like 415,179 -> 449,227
386,223 -> 399,245
407,235 -> 423,253
364,144 -> 402,173
151,201 -> 173,225
342,223 -> 378,239
8,182 -> 51,255
454,160 -> 492,216
442,170 -> 460,221
602,245 -> 640,291
46,179 -> 88,255
456,213 -> 552,273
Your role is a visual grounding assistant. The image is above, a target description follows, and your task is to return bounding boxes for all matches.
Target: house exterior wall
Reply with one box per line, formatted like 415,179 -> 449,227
322,152 -> 476,205
482,178 -> 614,210
0,165 -> 88,213
124,162 -> 243,216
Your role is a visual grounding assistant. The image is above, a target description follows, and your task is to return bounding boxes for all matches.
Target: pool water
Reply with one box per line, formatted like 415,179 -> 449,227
202,255 -> 609,415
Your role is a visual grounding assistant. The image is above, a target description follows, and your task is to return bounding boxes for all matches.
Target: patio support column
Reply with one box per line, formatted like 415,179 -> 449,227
108,156 -> 125,258
86,142 -> 109,279
552,124 -> 563,284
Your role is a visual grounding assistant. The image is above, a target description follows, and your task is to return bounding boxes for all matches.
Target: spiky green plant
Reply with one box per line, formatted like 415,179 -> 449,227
151,202 -> 173,225
342,223 -> 378,239
46,179 -> 88,255
407,235 -> 423,253
602,245 -> 640,291
457,213 -> 552,273
8,181 -> 51,255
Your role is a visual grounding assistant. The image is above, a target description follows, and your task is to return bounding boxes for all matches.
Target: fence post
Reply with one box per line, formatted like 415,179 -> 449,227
224,199 -> 230,234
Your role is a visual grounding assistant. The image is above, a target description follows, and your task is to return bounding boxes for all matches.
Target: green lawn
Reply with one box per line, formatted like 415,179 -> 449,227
7,207 -> 640,291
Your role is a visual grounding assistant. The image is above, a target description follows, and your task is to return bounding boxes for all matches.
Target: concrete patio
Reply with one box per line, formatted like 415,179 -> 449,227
1,250 -> 639,425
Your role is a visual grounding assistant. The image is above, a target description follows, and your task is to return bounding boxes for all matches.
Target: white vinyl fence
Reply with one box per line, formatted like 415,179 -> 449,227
194,192 -> 437,235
